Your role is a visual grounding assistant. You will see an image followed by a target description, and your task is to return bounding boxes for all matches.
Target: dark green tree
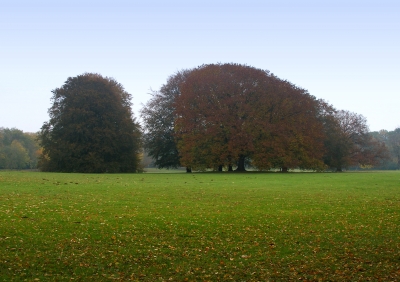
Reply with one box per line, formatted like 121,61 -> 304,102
140,69 -> 191,169
38,73 -> 141,173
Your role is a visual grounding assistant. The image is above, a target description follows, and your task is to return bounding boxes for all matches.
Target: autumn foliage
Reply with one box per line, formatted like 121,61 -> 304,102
174,64 -> 326,171
142,63 -> 388,172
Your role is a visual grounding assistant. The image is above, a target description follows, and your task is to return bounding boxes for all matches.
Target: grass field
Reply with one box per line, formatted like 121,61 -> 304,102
0,171 -> 399,281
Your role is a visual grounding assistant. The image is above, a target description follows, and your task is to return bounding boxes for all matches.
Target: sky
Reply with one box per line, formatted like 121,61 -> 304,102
1,0 -> 399,133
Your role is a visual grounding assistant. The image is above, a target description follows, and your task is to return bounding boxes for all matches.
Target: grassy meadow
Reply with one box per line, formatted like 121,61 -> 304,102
0,171 -> 399,281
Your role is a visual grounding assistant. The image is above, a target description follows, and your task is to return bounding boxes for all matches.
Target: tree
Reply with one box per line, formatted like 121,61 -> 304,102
7,140 -> 30,169
388,127 -> 400,169
175,63 -> 326,171
140,69 -> 191,169
0,128 -> 39,169
323,110 -> 388,171
0,141 -> 30,169
38,73 -> 141,173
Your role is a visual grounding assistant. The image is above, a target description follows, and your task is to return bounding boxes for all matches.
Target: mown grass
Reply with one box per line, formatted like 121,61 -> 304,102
0,171 -> 399,281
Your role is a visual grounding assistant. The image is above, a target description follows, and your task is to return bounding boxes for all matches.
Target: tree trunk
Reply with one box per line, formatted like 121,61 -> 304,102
228,165 -> 233,171
218,165 -> 223,172
281,167 -> 288,173
235,155 -> 246,172
186,167 -> 192,173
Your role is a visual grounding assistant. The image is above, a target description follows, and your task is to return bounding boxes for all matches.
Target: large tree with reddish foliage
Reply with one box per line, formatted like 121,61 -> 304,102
175,63 -> 326,171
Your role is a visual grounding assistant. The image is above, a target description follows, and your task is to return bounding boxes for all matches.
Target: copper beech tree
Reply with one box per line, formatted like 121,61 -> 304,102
174,63 -> 326,171
142,63 -> 388,172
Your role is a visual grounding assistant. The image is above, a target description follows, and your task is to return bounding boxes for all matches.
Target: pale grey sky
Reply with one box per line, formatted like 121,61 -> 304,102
1,0 -> 399,132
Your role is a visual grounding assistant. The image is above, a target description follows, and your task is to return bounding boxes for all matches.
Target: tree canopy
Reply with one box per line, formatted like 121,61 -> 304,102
370,128 -> 400,170
388,128 -> 400,169
174,63 -> 326,171
38,73 -> 141,173
140,63 -> 390,172
322,110 -> 388,171
0,128 -> 39,169
140,70 -> 191,169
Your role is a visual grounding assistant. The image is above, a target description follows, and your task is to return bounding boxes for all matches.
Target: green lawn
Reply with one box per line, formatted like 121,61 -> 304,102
0,171 -> 399,281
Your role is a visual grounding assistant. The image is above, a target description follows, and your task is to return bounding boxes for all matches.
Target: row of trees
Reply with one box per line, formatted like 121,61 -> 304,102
2,65 -> 394,172
0,128 -> 39,169
141,63 -> 389,172
370,128 -> 400,170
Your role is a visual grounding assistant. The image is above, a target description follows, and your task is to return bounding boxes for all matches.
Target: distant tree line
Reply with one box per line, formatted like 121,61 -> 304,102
0,128 -> 39,169
369,128 -> 400,170
1,65 -> 396,172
